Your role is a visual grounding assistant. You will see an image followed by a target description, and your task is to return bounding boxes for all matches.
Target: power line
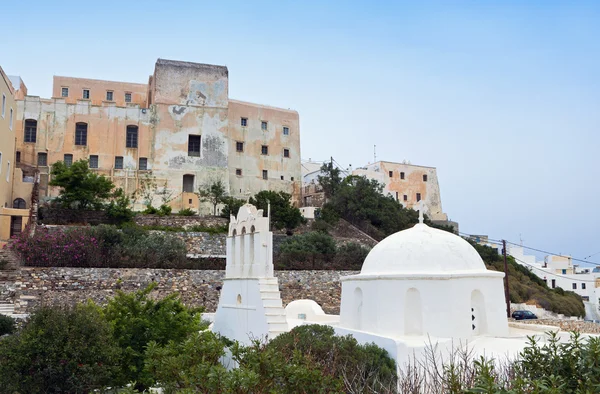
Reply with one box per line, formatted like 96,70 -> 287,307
457,231 -> 600,267
511,255 -> 596,283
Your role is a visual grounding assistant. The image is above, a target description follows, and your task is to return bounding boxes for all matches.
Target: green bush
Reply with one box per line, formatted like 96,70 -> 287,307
334,242 -> 371,270
278,231 -> 337,269
142,204 -> 172,216
0,304 -> 121,393
0,314 -> 15,336
177,208 -> 196,216
267,325 -> 397,392
103,283 -> 204,390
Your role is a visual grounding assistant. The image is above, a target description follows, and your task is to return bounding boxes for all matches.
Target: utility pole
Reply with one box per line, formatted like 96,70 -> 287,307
503,240 -> 511,318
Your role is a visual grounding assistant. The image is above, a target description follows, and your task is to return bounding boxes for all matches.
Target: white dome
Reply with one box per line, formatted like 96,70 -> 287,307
360,223 -> 487,275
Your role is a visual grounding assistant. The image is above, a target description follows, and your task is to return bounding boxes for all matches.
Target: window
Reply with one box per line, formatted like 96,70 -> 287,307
241,117 -> 248,127
64,154 -> 73,167
126,125 -> 138,148
75,123 -> 88,146
395,192 -> 399,200
400,172 -> 405,179
389,171 -> 393,177
291,177 -> 294,181
188,135 -> 201,157
573,283 -> 577,290
89,155 -> 99,169
37,152 -> 47,166
24,119 -> 37,143
261,145 -> 268,155
182,174 -> 194,192
551,279 -> 556,288
283,126 -> 289,135
280,175 -> 284,180
235,168 -> 242,176
139,157 -> 148,170
5,162 -> 9,182
416,193 -> 421,202
61,87 -> 69,97
283,148 -> 290,158
12,198 -> 26,209
114,156 -> 123,169
106,91 -> 114,101
1,94 -> 5,117
15,152 -> 20,163
403,194 -> 408,201
423,174 -> 428,182
261,121 -> 268,131
262,170 -> 268,180
583,283 -> 587,290
125,93 -> 132,103
9,108 -> 13,130
83,89 -> 90,99
236,141 -> 244,152
562,269 -> 567,275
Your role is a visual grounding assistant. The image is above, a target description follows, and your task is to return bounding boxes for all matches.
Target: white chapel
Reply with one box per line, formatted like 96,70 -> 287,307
211,203 -> 587,372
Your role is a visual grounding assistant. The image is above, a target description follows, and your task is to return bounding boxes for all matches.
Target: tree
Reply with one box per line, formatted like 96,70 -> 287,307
317,162 -> 343,199
0,304 -> 121,393
220,196 -> 246,219
321,174 -> 419,239
250,190 -> 305,231
102,283 -> 204,390
49,159 -> 115,209
198,180 -> 227,216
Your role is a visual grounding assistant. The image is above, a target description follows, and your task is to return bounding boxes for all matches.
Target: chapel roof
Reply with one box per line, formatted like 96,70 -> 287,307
360,223 -> 487,275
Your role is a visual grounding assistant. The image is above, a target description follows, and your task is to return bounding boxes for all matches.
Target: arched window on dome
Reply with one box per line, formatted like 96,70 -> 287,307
470,290 -> 487,336
353,287 -> 363,330
404,288 -> 423,336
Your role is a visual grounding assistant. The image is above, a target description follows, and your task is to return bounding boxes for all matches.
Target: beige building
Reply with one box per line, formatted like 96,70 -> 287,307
12,59 -> 301,214
0,67 -> 31,245
353,161 -> 448,222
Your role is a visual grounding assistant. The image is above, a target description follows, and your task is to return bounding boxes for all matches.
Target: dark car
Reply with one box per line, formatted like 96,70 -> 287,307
512,310 -> 538,320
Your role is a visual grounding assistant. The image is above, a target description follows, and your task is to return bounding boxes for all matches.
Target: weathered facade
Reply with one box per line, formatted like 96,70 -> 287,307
0,67 -> 30,245
12,59 -> 301,213
353,161 -> 448,221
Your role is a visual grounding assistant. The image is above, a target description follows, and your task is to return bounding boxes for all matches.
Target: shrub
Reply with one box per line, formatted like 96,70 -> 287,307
278,231 -> 337,269
106,188 -> 135,225
177,208 -> 196,216
10,225 -> 188,269
334,242 -> 371,270
267,324 -> 397,392
0,314 -> 15,336
103,283 -> 204,390
0,304 -> 121,393
145,330 -> 343,393
10,226 -> 104,267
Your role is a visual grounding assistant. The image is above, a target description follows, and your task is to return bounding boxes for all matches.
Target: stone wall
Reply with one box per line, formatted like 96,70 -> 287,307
134,215 -> 228,229
174,232 -> 226,256
2,267 -> 357,315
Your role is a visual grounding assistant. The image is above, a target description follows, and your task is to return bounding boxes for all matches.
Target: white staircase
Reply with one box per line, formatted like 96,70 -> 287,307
0,302 -> 15,317
259,277 -> 287,338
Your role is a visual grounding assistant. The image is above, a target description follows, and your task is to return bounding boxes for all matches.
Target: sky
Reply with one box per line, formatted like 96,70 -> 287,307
2,0 -> 599,263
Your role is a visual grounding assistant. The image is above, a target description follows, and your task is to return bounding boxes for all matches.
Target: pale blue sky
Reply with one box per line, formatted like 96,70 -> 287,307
2,1 -> 599,263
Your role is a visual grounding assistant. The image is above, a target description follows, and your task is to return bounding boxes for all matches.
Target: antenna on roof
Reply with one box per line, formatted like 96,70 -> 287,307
374,145 -> 377,163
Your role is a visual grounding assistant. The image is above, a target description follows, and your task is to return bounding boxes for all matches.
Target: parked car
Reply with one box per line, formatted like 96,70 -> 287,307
512,310 -> 538,320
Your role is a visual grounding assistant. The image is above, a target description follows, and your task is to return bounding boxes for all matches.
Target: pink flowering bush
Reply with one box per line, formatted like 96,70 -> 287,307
10,227 -> 105,267
9,225 -> 188,268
